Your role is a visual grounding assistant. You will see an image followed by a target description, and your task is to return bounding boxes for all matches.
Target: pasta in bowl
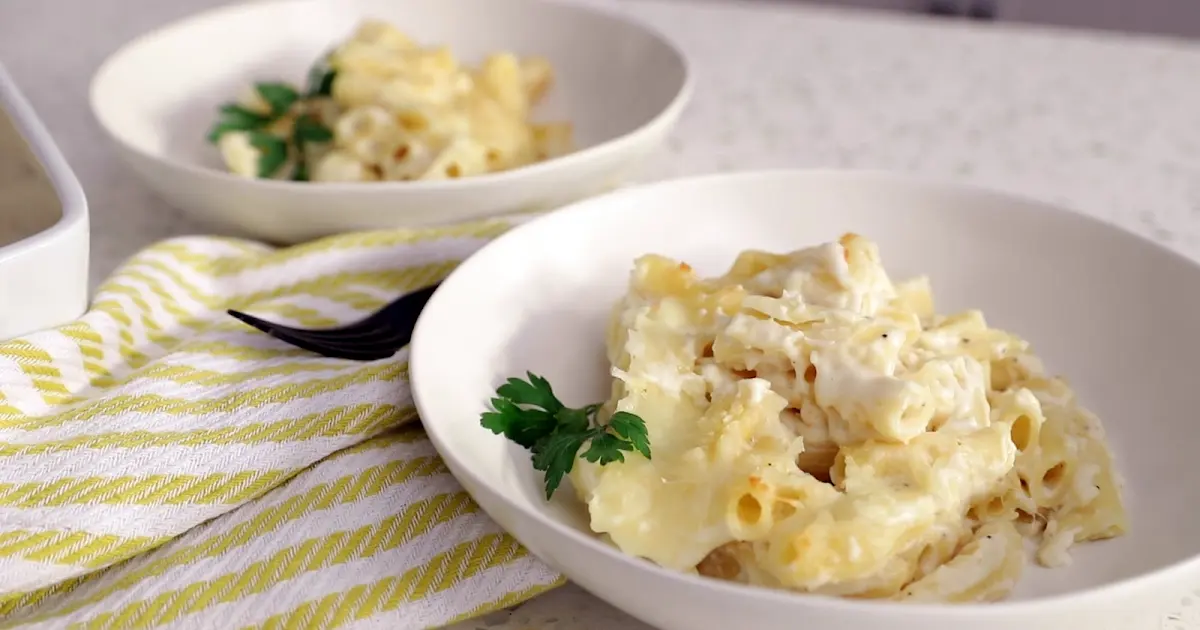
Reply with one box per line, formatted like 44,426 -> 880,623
90,0 -> 689,242
577,233 -> 1126,603
209,19 -> 575,183
412,171 -> 1200,630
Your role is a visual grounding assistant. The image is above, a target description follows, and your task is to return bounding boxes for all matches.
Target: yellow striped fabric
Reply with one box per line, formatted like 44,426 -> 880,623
0,219 -> 563,629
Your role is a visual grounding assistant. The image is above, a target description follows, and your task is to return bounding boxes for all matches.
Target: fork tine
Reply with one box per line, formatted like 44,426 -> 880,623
297,284 -> 440,340
231,315 -> 400,360
272,323 -> 413,353
229,312 -> 398,360
226,283 -> 440,360
253,312 -> 412,346
283,284 -> 441,339
226,309 -> 290,338
265,283 -> 437,341
269,330 -> 398,361
299,319 -> 396,341
226,309 -> 382,341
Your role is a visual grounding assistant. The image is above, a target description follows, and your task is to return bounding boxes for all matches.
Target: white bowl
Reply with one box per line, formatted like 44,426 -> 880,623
0,64 -> 89,340
89,0 -> 690,244
411,170 -> 1200,630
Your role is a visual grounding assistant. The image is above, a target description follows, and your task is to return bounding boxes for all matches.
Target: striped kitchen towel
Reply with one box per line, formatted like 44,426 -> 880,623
0,218 -> 562,629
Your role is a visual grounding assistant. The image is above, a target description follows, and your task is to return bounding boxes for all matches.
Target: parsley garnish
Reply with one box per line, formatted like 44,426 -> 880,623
290,160 -> 310,182
206,104 -> 270,143
208,51 -> 348,179
481,372 -> 651,499
207,75 -> 334,180
247,131 -> 288,178
306,64 -> 338,98
294,113 -> 334,144
254,82 -> 300,116
305,50 -> 338,97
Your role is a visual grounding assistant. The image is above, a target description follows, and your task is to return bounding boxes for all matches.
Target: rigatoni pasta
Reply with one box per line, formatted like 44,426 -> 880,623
207,19 -> 573,183
570,233 -> 1128,602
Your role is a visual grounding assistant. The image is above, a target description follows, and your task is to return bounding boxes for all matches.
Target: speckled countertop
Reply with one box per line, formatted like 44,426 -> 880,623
5,0 -> 1200,627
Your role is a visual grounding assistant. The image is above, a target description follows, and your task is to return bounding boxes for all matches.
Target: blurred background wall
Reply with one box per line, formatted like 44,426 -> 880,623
667,0 -> 1200,39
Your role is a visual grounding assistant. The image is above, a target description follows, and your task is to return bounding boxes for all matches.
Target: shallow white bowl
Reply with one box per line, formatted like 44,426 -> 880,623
411,170 -> 1200,630
89,0 -> 690,244
0,64 -> 89,340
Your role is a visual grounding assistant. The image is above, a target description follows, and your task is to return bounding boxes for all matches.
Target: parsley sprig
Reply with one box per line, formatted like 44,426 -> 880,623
481,372 -> 651,499
206,104 -> 270,143
206,56 -> 339,181
306,60 -> 337,98
246,131 -> 288,178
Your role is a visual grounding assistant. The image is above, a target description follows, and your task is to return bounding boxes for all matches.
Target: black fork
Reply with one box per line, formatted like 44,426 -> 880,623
227,283 -> 440,361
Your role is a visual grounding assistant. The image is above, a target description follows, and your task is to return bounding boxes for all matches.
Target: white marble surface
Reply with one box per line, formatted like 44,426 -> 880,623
5,0 -> 1200,627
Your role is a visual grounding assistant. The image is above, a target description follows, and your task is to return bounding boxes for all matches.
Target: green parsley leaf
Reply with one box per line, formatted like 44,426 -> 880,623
554,407 -> 590,434
281,115 -> 331,184
496,372 -> 563,414
581,432 -> 633,465
205,104 -> 270,143
291,160 -> 310,182
255,82 -> 300,117
608,411 -> 651,460
247,131 -> 288,178
530,428 -> 593,499
306,65 -> 338,97
481,397 -> 557,448
305,52 -> 338,97
206,122 -> 244,144
219,103 -> 267,118
293,114 -> 334,144
480,372 -> 651,499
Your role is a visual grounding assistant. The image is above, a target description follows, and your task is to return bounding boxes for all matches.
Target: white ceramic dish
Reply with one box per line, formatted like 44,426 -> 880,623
411,170 -> 1200,630
0,64 -> 89,340
89,0 -> 691,244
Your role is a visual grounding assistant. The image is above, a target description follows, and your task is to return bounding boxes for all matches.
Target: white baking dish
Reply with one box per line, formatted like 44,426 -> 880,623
0,63 -> 89,339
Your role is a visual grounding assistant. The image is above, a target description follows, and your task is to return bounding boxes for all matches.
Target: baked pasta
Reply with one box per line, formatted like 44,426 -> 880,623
570,233 -> 1127,602
210,19 -> 572,183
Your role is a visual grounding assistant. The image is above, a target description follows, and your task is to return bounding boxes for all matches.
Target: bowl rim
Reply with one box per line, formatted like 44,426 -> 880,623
0,63 -> 89,266
87,0 -> 693,195
412,168 -> 1200,618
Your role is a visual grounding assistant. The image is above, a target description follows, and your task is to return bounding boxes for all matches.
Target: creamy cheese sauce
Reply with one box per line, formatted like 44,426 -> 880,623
572,234 -> 1128,603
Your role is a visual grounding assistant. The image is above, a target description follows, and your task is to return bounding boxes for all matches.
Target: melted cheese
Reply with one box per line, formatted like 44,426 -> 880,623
570,233 -> 1128,603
